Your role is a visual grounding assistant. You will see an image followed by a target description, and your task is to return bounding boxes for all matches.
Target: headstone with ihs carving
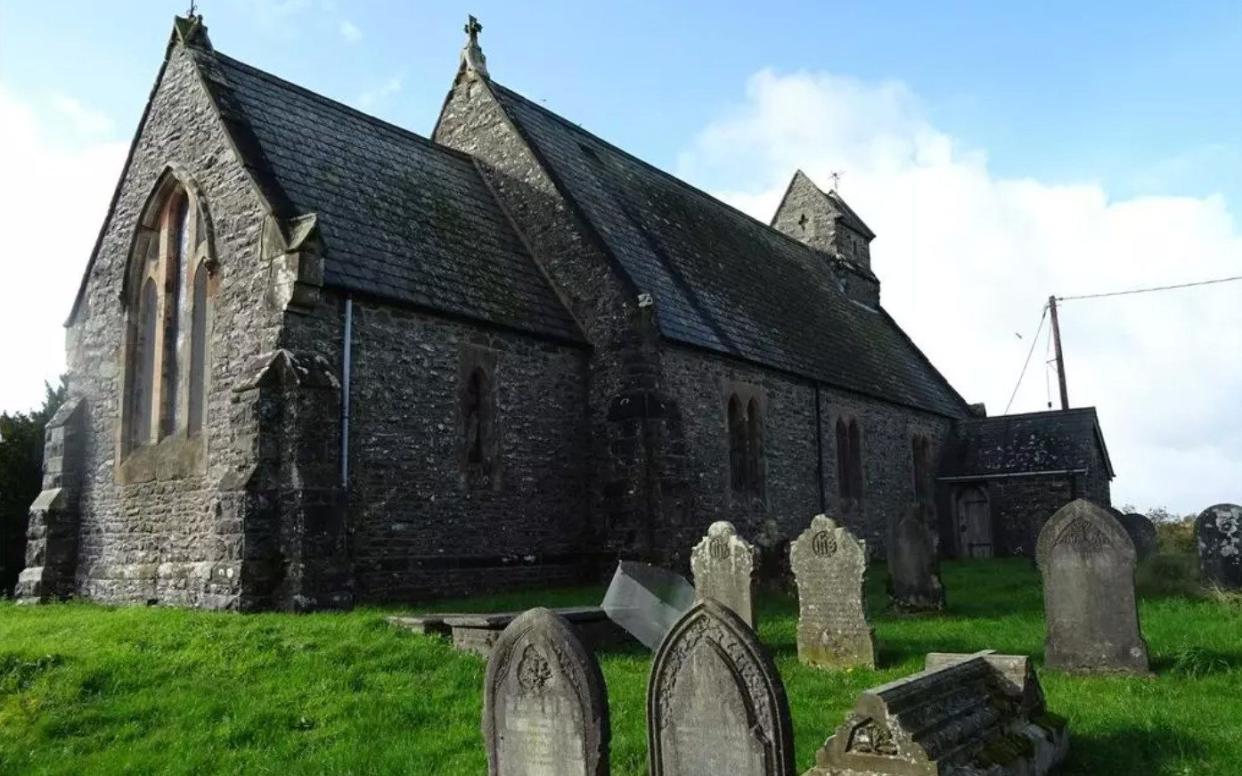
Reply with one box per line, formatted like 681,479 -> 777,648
1036,499 -> 1149,674
482,608 -> 609,776
690,520 -> 758,628
790,514 -> 876,669
647,599 -> 795,776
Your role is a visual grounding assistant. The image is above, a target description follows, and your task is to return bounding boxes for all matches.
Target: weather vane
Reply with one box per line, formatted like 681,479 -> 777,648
829,170 -> 844,192
187,0 -> 198,17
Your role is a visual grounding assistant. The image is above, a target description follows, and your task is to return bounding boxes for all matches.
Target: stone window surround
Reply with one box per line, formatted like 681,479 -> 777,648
835,414 -> 865,504
116,165 -> 216,484
724,381 -> 766,503
457,343 -> 500,489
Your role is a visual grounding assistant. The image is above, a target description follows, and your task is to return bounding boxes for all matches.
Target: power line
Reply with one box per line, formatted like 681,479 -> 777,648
1004,304 -> 1048,415
1057,273 -> 1242,302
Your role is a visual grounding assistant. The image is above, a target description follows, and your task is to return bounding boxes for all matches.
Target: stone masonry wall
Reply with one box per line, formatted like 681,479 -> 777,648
285,290 -> 592,602
658,345 -> 954,574
55,44 -> 282,607
435,74 -> 684,559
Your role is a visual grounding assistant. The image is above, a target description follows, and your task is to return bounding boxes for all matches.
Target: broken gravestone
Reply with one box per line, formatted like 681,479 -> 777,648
690,520 -> 758,628
483,608 -> 609,776
804,650 -> 1069,776
886,505 -> 945,611
1120,512 -> 1159,560
647,599 -> 795,776
1196,503 -> 1242,590
790,515 -> 876,669
1036,499 -> 1149,674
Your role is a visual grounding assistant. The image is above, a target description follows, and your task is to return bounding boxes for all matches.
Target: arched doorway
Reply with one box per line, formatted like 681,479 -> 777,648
955,486 -> 993,558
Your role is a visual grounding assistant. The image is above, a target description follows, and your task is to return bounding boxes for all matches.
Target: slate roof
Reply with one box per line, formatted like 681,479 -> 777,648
485,82 -> 968,417
942,408 -> 1115,479
193,49 -> 582,343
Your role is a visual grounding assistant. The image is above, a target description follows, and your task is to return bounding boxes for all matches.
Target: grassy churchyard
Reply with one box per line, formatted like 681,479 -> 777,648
0,557 -> 1239,775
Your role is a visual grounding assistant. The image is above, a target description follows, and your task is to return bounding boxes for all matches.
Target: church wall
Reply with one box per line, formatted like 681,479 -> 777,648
57,45 -> 284,607
434,77 -> 678,560
286,290 -> 592,602
657,345 -> 954,575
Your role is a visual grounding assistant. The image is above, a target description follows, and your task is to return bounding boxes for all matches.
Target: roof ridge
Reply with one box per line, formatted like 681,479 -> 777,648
489,80 -> 877,275
962,407 -> 1100,423
211,50 -> 478,165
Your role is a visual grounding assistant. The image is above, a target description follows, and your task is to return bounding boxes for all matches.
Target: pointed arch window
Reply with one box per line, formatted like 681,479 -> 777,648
121,172 -> 214,460
727,392 -> 764,498
836,416 -> 865,501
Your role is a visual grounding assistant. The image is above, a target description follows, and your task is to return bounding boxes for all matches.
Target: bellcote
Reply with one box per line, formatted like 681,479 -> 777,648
772,170 -> 875,272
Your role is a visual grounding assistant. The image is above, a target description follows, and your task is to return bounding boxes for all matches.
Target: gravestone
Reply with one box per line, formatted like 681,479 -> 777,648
1196,503 -> 1242,589
647,599 -> 795,776
1036,499 -> 1149,674
790,515 -> 876,669
805,650 -> 1069,776
690,521 -> 758,628
886,505 -> 945,611
1120,512 -> 1159,560
483,608 -> 609,776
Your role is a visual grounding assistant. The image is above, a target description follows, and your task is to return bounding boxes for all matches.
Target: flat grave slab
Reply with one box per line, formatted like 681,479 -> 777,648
387,606 -> 631,656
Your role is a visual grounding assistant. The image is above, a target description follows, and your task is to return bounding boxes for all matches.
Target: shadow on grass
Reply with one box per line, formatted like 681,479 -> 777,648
1151,645 -> 1242,678
1066,723 -> 1208,774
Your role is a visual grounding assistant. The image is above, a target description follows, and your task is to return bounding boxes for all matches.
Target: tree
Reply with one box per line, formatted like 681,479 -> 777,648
0,379 -> 66,596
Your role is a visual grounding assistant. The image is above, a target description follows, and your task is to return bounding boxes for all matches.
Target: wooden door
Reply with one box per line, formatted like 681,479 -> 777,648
956,487 -> 993,558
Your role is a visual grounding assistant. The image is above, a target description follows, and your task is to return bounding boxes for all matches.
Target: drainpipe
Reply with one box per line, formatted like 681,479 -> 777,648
340,295 -> 353,489
814,383 -> 826,513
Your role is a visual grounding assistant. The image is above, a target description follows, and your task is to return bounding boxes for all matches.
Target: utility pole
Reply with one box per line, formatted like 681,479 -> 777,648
1048,295 -> 1069,410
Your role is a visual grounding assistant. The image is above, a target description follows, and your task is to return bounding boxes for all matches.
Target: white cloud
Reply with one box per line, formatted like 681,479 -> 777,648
339,19 -> 362,44
0,86 -> 126,414
357,76 -> 401,108
49,94 -> 114,136
677,69 -> 1242,514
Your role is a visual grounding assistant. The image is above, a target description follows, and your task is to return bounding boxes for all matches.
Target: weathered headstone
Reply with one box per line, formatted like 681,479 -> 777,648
647,599 -> 795,776
1120,512 -> 1159,560
886,505 -> 945,611
1196,503 -> 1242,589
690,521 -> 758,627
483,608 -> 609,776
804,650 -> 1069,776
1036,499 -> 1149,674
790,514 -> 876,669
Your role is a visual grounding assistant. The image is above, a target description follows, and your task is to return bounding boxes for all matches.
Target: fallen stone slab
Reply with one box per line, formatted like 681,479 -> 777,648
387,606 -> 630,657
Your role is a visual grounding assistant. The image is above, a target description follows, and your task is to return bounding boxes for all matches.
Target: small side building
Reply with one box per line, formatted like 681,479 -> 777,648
939,408 -> 1115,558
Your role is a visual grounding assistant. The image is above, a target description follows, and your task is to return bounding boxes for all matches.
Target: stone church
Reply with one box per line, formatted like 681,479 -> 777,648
17,15 -> 1114,610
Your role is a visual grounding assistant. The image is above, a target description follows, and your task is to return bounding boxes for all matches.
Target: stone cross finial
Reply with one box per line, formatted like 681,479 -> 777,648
461,14 -> 489,79
829,170 -> 843,192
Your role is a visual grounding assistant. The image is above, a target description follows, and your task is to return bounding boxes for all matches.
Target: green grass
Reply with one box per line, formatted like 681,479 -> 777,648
0,558 -> 1239,775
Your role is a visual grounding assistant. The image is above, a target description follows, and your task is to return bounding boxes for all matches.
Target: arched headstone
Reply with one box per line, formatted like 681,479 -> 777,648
886,505 -> 945,611
483,608 -> 609,775
647,599 -> 795,776
690,521 -> 758,627
1196,504 -> 1242,589
791,515 -> 876,669
1120,513 -> 1158,560
1036,499 -> 1149,674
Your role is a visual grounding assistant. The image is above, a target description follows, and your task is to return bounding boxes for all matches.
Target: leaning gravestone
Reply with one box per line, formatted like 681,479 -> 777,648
483,608 -> 609,776
886,505 -> 945,611
1036,499 -> 1149,674
1120,512 -> 1159,560
647,599 -> 795,776
790,515 -> 876,669
1196,503 -> 1242,590
690,521 -> 758,628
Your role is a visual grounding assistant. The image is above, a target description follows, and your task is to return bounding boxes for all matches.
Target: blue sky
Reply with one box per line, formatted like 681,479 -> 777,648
5,1 -> 1242,202
1,2 -> 1239,513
